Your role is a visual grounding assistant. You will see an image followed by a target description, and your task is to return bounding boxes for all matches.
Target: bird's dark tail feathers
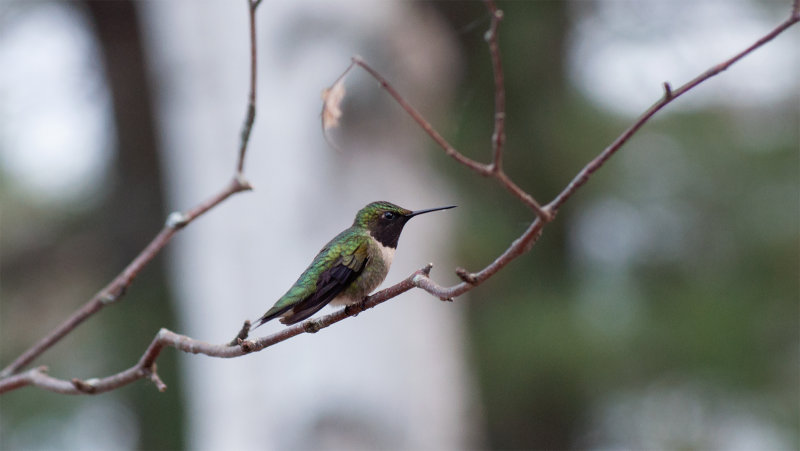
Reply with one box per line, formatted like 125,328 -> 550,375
250,305 -> 292,331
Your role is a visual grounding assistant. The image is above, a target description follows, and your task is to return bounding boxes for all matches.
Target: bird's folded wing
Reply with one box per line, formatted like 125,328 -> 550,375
280,241 -> 369,325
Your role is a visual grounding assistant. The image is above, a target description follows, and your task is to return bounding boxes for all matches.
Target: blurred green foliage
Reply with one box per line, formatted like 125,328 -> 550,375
435,1 -> 798,448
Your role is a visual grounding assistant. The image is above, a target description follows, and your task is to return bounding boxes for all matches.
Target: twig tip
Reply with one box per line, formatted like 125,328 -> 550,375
228,320 -> 252,346
455,267 -> 478,284
663,81 -> 673,99
150,372 -> 168,392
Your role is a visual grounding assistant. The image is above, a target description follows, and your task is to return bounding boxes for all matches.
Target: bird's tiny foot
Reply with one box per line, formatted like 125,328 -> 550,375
345,298 -> 369,317
344,304 -> 359,317
304,320 -> 322,334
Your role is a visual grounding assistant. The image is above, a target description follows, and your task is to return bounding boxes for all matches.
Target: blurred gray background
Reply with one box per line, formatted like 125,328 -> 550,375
1,1 -> 798,449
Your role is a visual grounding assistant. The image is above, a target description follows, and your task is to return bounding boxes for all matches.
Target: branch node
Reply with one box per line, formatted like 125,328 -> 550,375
228,320 -> 251,346
541,205 -> 556,223
142,364 -> 167,392
72,378 -> 97,394
100,284 -> 126,304
165,211 -> 190,229
494,8 -> 504,21
455,267 -> 478,284
239,339 -> 256,353
421,262 -> 434,276
663,81 -> 673,99
234,173 -> 254,191
100,293 -> 117,305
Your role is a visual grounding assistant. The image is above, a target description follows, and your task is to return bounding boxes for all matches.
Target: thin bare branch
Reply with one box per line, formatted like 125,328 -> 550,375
484,0 -> 506,172
237,0 -> 260,174
411,215 -> 547,300
546,10 -> 800,213
0,266 -> 431,395
349,56 -> 551,220
338,1 -> 550,220
0,0 -> 263,379
351,56 -> 489,175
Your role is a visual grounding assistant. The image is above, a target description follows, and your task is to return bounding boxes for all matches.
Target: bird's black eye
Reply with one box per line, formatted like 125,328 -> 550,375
383,211 -> 395,220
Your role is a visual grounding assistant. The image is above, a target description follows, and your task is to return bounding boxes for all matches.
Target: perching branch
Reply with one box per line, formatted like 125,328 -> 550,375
547,2 -> 800,213
0,266 -> 431,395
0,0 -> 263,380
2,0 -> 798,395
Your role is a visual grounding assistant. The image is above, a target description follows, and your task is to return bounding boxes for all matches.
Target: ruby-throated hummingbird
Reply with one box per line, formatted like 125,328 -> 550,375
252,201 -> 455,327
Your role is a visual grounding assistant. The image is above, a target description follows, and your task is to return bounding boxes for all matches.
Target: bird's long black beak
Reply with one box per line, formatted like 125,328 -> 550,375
408,205 -> 457,217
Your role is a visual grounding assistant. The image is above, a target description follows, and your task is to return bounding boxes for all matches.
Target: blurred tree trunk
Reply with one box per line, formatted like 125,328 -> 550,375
84,0 -> 164,259
434,1 -> 574,449
83,2 -> 184,448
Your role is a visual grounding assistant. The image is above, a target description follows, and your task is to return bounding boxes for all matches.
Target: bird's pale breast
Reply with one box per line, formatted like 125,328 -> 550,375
329,236 -> 395,306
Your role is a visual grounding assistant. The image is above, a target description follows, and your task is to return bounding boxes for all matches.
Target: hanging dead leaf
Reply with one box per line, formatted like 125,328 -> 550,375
321,79 -> 346,130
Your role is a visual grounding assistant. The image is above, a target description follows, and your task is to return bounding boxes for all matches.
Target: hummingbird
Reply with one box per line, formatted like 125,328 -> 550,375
252,201 -> 455,327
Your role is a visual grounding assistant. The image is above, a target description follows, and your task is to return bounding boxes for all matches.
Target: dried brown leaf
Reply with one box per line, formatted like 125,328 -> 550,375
321,79 -> 346,130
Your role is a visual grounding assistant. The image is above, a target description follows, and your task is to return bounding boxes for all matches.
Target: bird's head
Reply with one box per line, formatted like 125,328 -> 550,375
354,201 -> 455,248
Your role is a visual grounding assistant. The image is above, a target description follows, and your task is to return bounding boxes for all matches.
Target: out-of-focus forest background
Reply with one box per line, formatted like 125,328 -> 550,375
1,1 -> 798,449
